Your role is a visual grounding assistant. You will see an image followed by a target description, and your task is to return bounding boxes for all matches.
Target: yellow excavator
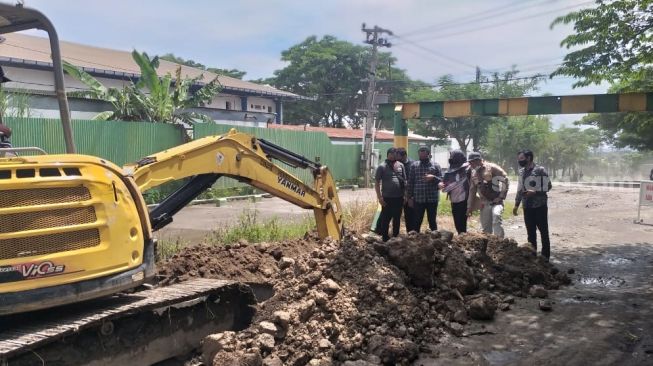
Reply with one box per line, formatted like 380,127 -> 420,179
0,3 -> 342,365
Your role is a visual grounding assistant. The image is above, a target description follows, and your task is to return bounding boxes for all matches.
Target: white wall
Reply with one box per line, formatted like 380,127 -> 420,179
247,96 -> 275,114
213,119 -> 267,128
207,94 -> 242,111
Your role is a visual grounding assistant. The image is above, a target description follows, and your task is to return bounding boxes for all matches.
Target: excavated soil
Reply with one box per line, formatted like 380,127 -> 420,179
158,230 -> 571,366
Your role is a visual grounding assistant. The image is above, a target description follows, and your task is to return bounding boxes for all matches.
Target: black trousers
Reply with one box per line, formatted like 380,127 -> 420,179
414,201 -> 438,232
404,202 -> 417,232
451,200 -> 468,234
377,197 -> 403,241
524,205 -> 550,259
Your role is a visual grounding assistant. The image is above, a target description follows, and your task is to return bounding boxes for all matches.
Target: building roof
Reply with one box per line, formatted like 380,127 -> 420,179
267,124 -> 430,142
0,33 -> 304,100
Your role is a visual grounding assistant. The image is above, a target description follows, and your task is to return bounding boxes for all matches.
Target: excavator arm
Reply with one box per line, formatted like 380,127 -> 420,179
123,129 -> 344,240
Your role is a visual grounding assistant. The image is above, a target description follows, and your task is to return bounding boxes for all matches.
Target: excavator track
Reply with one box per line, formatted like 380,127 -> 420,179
0,278 -> 257,365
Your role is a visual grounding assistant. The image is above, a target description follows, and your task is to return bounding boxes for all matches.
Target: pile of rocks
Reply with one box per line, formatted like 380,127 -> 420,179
165,230 -> 571,365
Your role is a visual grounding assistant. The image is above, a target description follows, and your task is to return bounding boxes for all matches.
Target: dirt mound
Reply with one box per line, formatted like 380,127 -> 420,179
159,231 -> 570,365
157,233 -> 323,285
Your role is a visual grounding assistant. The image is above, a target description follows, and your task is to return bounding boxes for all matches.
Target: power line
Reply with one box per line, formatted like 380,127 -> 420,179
402,1 -> 595,42
392,43 -> 475,75
400,0 -> 549,37
381,74 -> 550,88
392,35 -> 477,69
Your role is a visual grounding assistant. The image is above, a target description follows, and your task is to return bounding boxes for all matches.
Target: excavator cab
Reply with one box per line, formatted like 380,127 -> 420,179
0,2 -> 156,316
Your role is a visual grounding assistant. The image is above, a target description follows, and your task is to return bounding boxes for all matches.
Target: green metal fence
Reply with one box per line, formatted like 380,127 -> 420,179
194,124 -> 362,188
4,118 -> 424,189
3,117 -> 186,166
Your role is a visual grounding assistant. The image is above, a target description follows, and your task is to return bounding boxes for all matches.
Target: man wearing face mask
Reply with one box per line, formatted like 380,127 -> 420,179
375,148 -> 406,241
513,149 -> 553,260
439,150 -> 470,234
407,146 -> 441,232
466,152 -> 509,238
396,147 -> 417,232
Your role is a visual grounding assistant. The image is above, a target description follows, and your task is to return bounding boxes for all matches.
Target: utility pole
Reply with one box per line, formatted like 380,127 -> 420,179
361,23 -> 392,188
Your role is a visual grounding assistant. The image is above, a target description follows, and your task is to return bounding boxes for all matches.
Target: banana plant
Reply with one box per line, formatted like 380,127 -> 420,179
63,50 -> 221,125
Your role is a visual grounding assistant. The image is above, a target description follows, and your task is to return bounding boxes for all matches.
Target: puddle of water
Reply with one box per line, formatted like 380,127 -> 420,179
599,257 -> 634,266
483,350 -> 520,365
577,276 -> 626,287
559,295 -> 604,305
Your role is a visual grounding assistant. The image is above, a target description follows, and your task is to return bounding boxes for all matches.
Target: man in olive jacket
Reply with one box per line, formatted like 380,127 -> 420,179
466,152 -> 509,238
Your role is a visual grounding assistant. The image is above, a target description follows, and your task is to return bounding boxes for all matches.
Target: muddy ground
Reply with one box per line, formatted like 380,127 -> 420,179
156,185 -> 653,365
428,185 -> 653,365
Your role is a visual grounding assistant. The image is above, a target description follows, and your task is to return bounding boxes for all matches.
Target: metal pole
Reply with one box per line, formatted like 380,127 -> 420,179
46,27 -> 76,153
637,181 -> 643,223
363,33 -> 378,188
361,24 -> 392,188
29,7 -> 76,153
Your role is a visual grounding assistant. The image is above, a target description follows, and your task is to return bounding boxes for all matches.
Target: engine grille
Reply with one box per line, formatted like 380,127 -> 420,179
0,187 -> 100,260
0,207 -> 97,234
0,229 -> 101,260
0,187 -> 91,208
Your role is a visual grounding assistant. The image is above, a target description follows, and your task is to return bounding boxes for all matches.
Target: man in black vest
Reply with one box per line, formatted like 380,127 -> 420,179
396,147 -> 416,232
374,148 -> 406,241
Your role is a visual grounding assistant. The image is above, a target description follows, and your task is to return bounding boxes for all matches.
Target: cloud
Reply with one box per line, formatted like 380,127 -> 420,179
19,0 -> 601,93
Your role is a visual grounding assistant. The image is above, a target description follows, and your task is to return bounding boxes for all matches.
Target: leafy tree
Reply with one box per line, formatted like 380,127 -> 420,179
64,50 -> 222,126
485,116 -> 552,173
551,0 -> 653,87
575,69 -> 653,150
268,35 -> 412,128
543,126 -> 601,179
406,69 -> 541,152
552,0 -> 653,151
160,53 -> 247,79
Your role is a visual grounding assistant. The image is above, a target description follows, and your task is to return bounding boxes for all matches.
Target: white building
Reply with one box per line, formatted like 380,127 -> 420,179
0,33 -> 307,126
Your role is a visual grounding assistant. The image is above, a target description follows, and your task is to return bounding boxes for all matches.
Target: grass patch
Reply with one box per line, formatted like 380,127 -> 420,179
205,209 -> 315,245
156,237 -> 190,262
342,200 -> 378,233
156,210 -> 315,261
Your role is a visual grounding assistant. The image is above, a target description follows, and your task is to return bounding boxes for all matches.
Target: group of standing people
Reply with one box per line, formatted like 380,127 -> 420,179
374,146 -> 441,241
375,147 -> 553,260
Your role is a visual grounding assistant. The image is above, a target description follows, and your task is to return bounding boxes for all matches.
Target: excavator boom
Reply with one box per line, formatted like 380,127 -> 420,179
125,128 -> 343,240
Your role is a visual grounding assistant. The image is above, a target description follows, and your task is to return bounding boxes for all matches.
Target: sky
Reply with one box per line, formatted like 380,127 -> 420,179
15,0 -> 606,126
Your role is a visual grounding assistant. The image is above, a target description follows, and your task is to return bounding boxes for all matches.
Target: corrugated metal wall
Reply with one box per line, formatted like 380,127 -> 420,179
194,124 -> 361,188
3,117 -> 186,166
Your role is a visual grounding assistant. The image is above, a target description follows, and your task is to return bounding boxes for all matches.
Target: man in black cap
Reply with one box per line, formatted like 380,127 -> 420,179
0,66 -> 12,151
467,151 -> 509,238
407,146 -> 441,232
440,149 -> 470,234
